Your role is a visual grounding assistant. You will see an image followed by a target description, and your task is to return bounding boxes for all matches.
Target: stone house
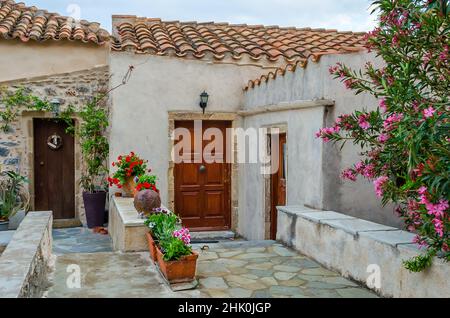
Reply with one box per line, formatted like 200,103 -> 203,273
0,0 -> 109,226
1,0 -> 402,238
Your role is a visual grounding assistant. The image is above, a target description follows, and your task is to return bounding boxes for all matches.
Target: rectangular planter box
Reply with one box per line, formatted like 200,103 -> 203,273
155,244 -> 198,284
145,232 -> 158,263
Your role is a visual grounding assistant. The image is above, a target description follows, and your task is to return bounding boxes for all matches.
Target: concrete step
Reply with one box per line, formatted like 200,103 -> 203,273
191,230 -> 236,241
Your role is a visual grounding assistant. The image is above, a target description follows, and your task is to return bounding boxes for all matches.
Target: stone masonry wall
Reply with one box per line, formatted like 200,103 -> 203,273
0,66 -> 109,223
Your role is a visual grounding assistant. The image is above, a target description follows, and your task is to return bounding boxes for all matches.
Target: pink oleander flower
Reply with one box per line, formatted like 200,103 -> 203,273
379,99 -> 387,112
358,114 -> 371,130
383,113 -> 404,130
362,163 -> 376,179
355,161 -> 365,174
173,227 -> 191,245
432,218 -> 444,238
315,126 -> 339,142
341,168 -> 357,181
377,133 -> 389,143
423,106 -> 435,118
418,186 -> 428,195
425,199 -> 449,219
373,176 -> 389,198
413,235 -> 428,249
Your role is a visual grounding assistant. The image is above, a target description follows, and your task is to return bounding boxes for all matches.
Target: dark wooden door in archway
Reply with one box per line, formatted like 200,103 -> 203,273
174,120 -> 231,231
34,118 -> 75,219
270,133 -> 287,240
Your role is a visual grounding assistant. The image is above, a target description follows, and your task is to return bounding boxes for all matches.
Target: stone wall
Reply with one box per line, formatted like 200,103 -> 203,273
277,206 -> 450,298
0,211 -> 53,298
0,66 -> 109,224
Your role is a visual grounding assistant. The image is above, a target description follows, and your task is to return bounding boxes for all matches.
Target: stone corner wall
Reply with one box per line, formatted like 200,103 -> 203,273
0,66 -> 110,225
0,211 -> 53,298
277,206 -> 450,298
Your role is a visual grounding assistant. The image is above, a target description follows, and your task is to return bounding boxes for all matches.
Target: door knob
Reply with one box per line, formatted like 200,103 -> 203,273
199,165 -> 206,172
40,161 -> 44,166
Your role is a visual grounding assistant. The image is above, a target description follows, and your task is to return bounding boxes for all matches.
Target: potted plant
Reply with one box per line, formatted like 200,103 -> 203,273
144,209 -> 198,283
63,95 -> 110,229
0,171 -> 29,231
108,152 -> 148,197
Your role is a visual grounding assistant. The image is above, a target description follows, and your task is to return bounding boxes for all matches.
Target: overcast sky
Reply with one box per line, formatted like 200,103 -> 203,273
25,0 -> 377,32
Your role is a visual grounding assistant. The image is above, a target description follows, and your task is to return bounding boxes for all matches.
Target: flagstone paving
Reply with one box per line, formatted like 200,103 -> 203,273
45,233 -> 378,298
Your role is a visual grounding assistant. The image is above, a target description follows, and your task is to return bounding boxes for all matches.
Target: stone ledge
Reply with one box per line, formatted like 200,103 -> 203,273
276,205 -> 450,298
320,218 -> 397,238
0,211 -> 53,298
359,229 -> 415,248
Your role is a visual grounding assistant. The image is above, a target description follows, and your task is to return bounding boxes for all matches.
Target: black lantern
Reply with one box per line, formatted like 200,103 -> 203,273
50,98 -> 61,117
199,91 -> 209,114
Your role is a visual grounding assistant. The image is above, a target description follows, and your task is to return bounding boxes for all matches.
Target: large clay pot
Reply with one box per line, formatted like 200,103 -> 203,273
83,191 -> 107,229
122,177 -> 137,197
156,246 -> 198,284
134,189 -> 161,216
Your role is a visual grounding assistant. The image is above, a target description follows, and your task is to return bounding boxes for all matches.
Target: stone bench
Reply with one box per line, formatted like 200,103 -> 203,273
277,206 -> 450,298
0,211 -> 53,298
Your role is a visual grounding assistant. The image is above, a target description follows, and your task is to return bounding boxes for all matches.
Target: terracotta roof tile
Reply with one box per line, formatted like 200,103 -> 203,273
0,0 -> 109,45
244,51 -> 359,91
111,16 -> 366,63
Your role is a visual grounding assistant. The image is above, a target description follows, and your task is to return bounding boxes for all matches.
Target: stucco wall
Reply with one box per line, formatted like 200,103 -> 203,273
109,52 -> 278,213
238,107 -> 325,240
0,40 -> 109,83
243,52 -> 403,233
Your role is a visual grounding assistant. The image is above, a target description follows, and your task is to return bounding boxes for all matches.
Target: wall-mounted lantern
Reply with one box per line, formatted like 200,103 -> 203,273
199,91 -> 209,114
50,98 -> 62,117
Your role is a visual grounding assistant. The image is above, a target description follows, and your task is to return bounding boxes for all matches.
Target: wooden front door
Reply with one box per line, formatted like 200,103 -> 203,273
270,133 -> 287,240
174,121 -> 231,231
34,119 -> 75,219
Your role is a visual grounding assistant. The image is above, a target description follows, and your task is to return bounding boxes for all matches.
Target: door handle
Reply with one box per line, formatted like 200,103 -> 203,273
199,165 -> 206,172
40,161 -> 45,166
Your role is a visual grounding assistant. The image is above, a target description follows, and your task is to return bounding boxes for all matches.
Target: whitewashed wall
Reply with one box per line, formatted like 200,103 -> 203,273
109,52 -> 277,208
241,52 -> 403,240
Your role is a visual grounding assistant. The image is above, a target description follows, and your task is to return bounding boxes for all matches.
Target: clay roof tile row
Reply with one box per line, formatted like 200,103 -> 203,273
0,0 -> 109,45
111,16 -> 366,62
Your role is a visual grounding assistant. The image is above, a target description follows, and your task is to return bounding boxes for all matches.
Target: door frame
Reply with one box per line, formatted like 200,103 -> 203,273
21,111 -> 82,224
263,124 -> 288,240
168,111 -> 239,231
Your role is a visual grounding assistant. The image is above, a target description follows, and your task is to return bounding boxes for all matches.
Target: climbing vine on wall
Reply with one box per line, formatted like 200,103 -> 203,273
0,87 -> 55,132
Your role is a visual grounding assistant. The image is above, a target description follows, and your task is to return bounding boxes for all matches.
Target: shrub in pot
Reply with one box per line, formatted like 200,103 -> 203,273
0,171 -> 29,231
63,96 -> 109,228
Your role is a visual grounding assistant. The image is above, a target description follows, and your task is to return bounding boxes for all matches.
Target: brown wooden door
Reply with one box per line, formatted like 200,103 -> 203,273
174,121 -> 231,231
270,133 -> 287,240
34,119 -> 75,219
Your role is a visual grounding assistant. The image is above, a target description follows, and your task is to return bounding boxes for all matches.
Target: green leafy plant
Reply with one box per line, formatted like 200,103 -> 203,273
144,210 -> 179,243
160,236 -> 193,261
0,87 -> 54,132
144,210 -> 193,261
79,96 -> 109,193
318,0 -> 449,271
0,171 -> 29,221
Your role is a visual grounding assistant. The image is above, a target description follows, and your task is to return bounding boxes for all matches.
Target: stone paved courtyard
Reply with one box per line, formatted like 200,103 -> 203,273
45,229 -> 377,298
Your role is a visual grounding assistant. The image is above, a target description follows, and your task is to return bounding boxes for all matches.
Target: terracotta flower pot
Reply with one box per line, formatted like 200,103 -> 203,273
155,245 -> 198,284
145,232 -> 158,263
122,177 -> 137,197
